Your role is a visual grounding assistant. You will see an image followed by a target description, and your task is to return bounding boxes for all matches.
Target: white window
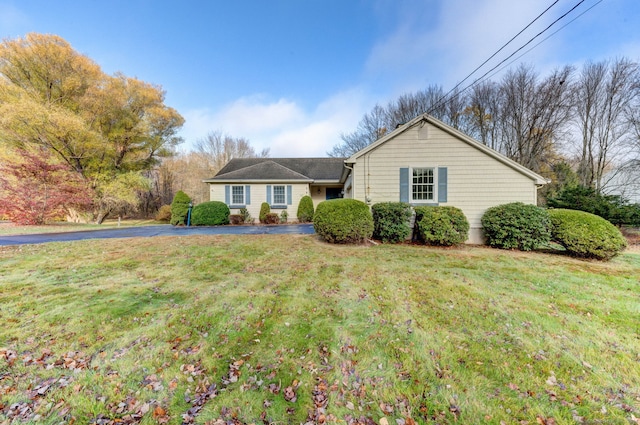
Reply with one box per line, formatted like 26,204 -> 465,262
272,185 -> 286,205
412,168 -> 434,201
231,185 -> 245,205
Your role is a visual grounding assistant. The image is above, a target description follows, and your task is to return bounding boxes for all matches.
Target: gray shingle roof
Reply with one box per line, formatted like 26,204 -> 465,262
210,158 -> 346,181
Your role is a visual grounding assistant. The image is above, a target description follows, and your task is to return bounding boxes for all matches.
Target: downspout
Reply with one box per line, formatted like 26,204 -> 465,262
344,162 -> 354,199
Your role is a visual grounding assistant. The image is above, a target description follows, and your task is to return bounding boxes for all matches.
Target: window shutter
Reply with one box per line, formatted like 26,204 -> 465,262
399,168 -> 409,203
245,185 -> 251,205
266,185 -> 271,205
287,185 -> 292,205
225,185 -> 230,204
438,167 -> 448,203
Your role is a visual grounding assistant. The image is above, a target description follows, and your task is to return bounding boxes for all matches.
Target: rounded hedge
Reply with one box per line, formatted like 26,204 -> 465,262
548,209 -> 627,260
170,190 -> 191,226
371,202 -> 412,243
481,202 -> 551,251
259,202 -> 270,223
297,195 -> 315,223
191,201 -> 230,226
415,206 -> 469,246
313,199 -> 373,244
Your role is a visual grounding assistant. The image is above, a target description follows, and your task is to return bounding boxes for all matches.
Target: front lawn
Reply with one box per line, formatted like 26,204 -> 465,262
1,236 -> 639,424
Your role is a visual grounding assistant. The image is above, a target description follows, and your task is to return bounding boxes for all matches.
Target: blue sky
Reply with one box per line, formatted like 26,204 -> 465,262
1,0 -> 638,157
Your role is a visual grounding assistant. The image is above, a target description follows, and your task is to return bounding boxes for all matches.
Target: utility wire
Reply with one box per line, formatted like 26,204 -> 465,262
433,0 -> 561,107
428,0 -> 592,114
479,0 -> 604,84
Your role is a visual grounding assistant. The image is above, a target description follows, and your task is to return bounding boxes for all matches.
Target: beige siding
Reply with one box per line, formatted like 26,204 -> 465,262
209,183 -> 311,223
352,122 -> 539,243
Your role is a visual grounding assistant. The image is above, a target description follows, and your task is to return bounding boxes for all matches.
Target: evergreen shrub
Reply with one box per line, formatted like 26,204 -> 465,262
313,199 -> 373,244
297,195 -> 315,223
481,202 -> 550,250
415,206 -> 469,246
259,202 -> 270,223
371,202 -> 412,243
170,191 -> 191,226
549,209 -> 627,260
548,185 -> 640,226
191,201 -> 230,226
239,208 -> 253,224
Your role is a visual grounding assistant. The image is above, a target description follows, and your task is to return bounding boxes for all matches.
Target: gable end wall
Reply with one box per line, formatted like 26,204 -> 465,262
352,123 -> 539,243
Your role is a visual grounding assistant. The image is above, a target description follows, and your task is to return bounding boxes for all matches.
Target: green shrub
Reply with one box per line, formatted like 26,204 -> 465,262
313,199 -> 373,244
297,195 -> 315,223
415,206 -> 469,246
191,201 -> 230,226
239,207 -> 253,224
280,210 -> 288,223
155,204 -> 172,222
259,202 -> 270,223
548,209 -> 627,260
547,185 -> 640,226
371,202 -> 412,243
170,191 -> 191,226
481,202 -> 551,251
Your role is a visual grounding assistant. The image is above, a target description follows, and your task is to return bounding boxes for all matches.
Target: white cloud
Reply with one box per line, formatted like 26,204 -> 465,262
179,88 -> 373,157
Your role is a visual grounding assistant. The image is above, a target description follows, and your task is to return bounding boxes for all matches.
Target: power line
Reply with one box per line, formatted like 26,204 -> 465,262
434,0 -> 561,107
480,0 -> 604,84
428,0 -> 595,114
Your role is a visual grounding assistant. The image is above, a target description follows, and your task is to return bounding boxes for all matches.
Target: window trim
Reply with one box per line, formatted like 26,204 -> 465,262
271,184 -> 287,206
410,166 -> 436,203
231,185 -> 245,206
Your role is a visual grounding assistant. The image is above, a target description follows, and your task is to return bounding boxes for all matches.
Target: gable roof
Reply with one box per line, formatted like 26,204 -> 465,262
346,113 -> 549,185
205,157 -> 348,183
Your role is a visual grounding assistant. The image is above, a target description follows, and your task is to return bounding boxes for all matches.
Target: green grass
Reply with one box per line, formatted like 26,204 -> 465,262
0,235 -> 639,424
0,219 -> 165,236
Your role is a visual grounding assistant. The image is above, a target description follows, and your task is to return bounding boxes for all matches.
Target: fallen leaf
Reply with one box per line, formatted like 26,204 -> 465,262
284,385 -> 297,402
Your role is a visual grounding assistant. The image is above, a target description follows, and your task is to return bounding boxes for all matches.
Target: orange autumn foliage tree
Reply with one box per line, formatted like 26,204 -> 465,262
0,33 -> 184,223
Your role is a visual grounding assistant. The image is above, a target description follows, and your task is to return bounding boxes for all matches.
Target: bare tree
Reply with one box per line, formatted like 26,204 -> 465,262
465,81 -> 501,150
499,64 -> 574,173
443,88 -> 469,132
573,58 -> 639,191
329,104 -> 388,157
195,131 -> 270,172
329,85 -> 452,157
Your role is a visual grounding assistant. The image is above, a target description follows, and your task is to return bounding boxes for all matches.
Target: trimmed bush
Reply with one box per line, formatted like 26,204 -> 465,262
264,213 -> 280,224
371,202 -> 412,243
170,190 -> 191,226
415,206 -> 469,246
297,195 -> 315,223
259,202 -> 270,223
549,209 -> 627,260
481,202 -> 551,251
313,199 -> 374,244
191,201 -> 230,226
155,204 -> 172,222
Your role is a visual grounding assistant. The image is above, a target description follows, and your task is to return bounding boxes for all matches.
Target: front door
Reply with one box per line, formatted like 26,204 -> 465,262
326,188 -> 343,200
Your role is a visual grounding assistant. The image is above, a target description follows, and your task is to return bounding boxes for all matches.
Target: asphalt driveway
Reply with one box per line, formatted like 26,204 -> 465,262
0,224 -> 315,246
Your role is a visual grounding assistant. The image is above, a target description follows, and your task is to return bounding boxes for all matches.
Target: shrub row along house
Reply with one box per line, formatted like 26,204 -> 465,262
204,114 -> 548,243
